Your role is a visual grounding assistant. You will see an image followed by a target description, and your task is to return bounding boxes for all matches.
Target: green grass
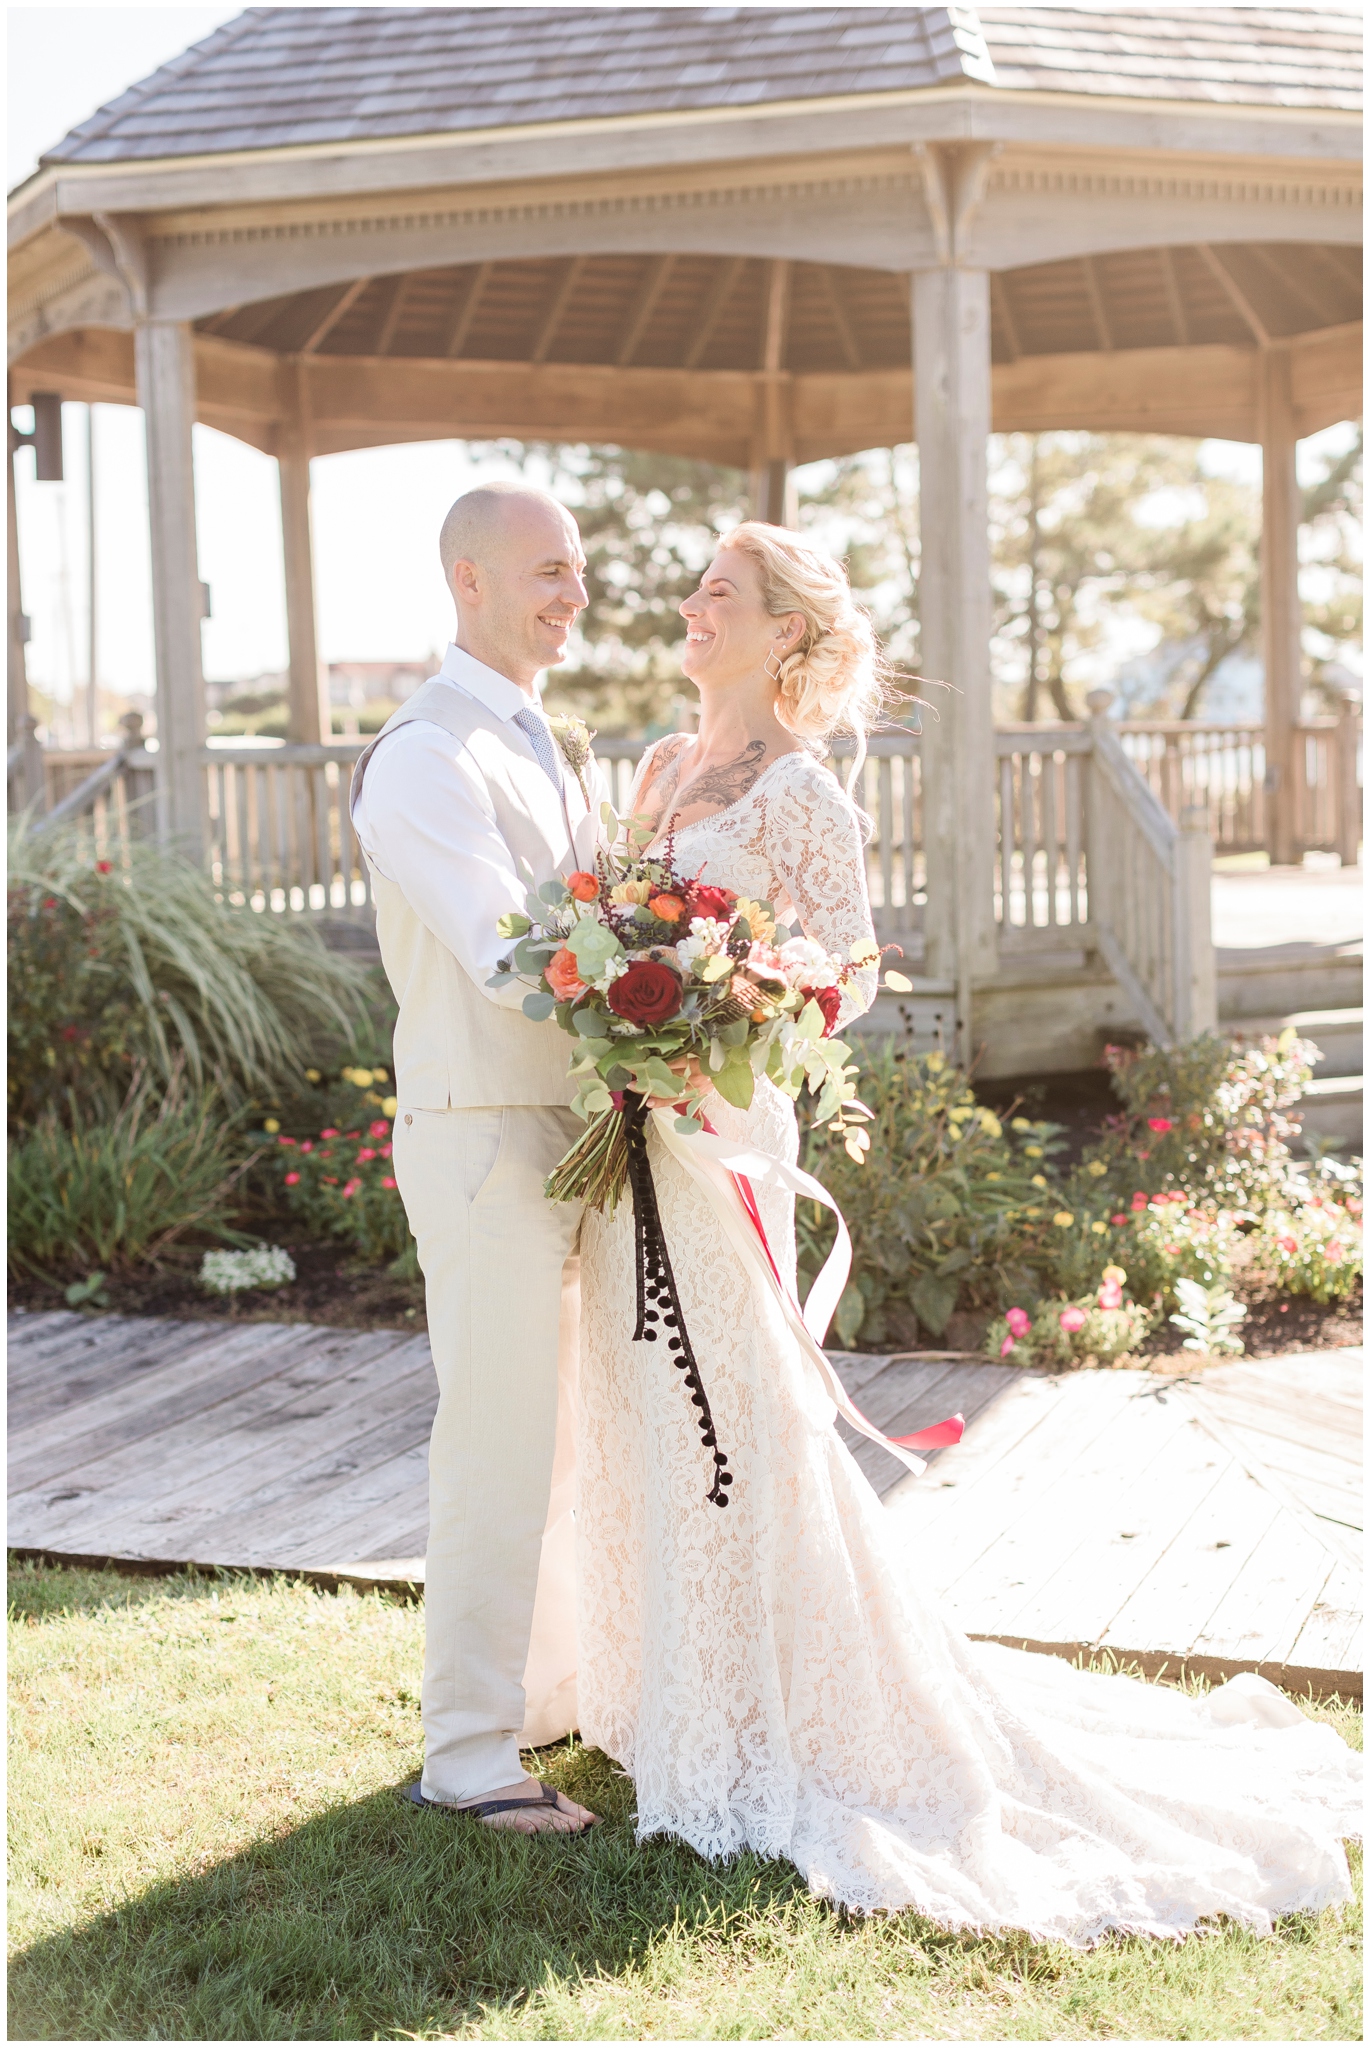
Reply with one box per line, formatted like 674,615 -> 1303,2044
8,1560 -> 1362,2042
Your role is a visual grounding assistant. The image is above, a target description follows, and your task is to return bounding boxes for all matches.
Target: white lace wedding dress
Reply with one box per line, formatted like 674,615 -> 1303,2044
575,745 -> 1360,1942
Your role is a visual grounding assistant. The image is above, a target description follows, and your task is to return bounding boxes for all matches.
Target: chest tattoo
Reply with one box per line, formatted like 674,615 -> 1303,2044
649,738 -> 770,834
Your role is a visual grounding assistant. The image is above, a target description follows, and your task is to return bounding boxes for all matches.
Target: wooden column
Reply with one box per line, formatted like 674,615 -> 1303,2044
913,264 -> 998,1058
278,361 -> 329,743
135,320 -> 206,851
6,377 -> 31,753
750,260 -> 795,525
1259,345 -> 1301,869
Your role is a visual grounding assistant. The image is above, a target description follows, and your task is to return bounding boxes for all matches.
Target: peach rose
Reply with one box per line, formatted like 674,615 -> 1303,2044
546,947 -> 587,1000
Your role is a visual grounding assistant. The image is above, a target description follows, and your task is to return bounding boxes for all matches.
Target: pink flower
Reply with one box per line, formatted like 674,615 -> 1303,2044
356,1147 -> 376,1162
1097,1280 -> 1123,1311
300,1141 -> 313,1153
1326,1242 -> 1344,1264
341,1178 -> 362,1199
368,1119 -> 390,1138
321,1127 -> 340,1139
1162,1243 -> 1180,1256
1276,1233 -> 1298,1255
999,1335 -> 1015,1358
380,1143 -> 393,1159
1005,1307 -> 1031,1338
382,1175 -> 397,1190
1130,1192 -> 1148,1210
1059,1305 -> 1087,1333
277,1135 -> 296,1147
284,1171 -> 301,1186
1110,1213 -> 1127,1226
1147,1117 -> 1173,1133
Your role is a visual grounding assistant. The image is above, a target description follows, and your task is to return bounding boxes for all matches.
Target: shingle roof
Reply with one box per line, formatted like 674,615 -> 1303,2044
40,4 -> 1362,167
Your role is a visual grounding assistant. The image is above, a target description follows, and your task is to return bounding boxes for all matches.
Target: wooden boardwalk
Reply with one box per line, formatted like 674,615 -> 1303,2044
8,1311 -> 1362,1697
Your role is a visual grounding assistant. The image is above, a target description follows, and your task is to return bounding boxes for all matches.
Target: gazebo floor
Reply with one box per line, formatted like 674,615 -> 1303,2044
8,1310 -> 1361,1701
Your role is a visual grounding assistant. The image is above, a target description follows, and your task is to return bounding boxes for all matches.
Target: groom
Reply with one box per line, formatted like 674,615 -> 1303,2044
351,482 -> 603,1833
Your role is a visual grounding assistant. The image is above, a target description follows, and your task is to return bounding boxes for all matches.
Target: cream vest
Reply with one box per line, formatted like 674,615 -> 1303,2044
350,678 -> 598,1109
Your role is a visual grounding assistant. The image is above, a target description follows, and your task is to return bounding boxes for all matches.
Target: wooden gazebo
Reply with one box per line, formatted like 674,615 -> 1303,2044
7,5 -> 1362,1071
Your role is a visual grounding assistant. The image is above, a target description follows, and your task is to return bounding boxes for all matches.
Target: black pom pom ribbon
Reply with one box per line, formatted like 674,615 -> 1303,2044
622,1091 -> 732,1508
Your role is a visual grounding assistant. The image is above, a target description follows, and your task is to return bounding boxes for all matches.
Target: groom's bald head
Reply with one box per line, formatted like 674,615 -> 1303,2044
438,482 -> 588,689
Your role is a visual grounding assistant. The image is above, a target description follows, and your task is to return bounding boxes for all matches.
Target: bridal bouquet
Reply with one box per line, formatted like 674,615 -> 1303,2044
489,810 -> 906,1212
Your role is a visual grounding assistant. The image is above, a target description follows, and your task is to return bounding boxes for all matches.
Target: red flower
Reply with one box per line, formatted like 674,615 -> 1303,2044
810,984 -> 842,1037
1147,1117 -> 1173,1133
1110,1213 -> 1127,1226
284,1171 -> 301,1186
321,1127 -> 340,1139
277,1135 -> 296,1147
382,1175 -> 397,1190
368,1119 -> 389,1138
95,860 -> 113,875
606,959 -> 683,1026
686,883 -> 737,924
341,1178 -> 362,1199
356,1147 -> 376,1162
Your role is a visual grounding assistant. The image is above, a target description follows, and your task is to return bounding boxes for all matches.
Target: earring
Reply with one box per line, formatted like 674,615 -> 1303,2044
763,649 -> 784,683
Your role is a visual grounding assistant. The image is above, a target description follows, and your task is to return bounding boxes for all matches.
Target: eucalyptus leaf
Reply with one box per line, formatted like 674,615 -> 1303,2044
538,879 -> 570,906
573,1008 -> 608,1036
485,971 -> 514,987
710,1056 -> 755,1111
521,991 -> 558,1022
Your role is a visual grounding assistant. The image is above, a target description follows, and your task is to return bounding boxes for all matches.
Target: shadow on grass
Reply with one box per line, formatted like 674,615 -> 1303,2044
8,1736 -> 826,2042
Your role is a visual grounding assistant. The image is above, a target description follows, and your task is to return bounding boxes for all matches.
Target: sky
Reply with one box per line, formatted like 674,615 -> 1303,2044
6,6 -> 1359,739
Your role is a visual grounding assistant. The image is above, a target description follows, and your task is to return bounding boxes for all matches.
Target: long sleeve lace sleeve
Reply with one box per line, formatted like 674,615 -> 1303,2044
763,758 -> 879,1022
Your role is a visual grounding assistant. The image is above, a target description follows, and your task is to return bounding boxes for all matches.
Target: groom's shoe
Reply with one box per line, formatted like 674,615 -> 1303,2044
405,1777 -> 599,1834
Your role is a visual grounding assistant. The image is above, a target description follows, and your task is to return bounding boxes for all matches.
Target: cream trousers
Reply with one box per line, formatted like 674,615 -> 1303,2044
392,1104 -> 583,1803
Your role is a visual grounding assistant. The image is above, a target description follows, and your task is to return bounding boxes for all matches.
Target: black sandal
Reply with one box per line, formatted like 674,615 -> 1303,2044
404,1780 -> 596,1827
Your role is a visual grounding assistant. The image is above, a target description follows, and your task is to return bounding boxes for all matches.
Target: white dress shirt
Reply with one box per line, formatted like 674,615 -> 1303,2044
353,644 -> 577,1013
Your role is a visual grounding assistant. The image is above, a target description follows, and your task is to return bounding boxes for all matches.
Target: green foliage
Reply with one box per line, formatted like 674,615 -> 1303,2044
1169,1277 -> 1248,1357
798,1043 -> 1064,1346
7,1072 -> 253,1279
1085,1030 -> 1317,1212
7,825 -> 371,1130
988,1292 -> 1152,1372
1256,1183 -> 1364,1305
267,1089 -> 413,1270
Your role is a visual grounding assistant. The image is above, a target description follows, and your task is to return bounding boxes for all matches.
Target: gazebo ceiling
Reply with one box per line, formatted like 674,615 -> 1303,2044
198,241 -> 1362,376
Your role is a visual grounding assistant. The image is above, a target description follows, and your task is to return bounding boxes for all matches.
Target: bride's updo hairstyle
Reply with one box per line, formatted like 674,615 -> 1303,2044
719,521 -> 890,791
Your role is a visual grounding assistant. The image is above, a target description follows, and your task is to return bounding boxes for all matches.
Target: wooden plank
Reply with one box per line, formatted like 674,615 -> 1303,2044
1097,1454 -> 1285,1662
841,1360 -> 1024,1496
7,1318 -> 273,1433
7,1324 -> 389,1484
268,1475 -> 433,1573
1192,1507 -> 1345,1666
7,1311 -> 202,1389
1285,1559 -> 1364,1677
940,1382 -> 1199,1637
209,1437 -> 433,1569
9,1344 -> 436,1552
1013,1408 -> 1233,1647
101,1386 -> 438,1564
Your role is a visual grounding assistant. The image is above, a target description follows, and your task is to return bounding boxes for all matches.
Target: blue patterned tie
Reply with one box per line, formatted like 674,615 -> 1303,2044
512,705 -> 563,791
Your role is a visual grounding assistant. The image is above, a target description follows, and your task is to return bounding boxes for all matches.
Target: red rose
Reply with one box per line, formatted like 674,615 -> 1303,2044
606,959 -> 683,1026
810,985 -> 842,1037
686,883 -> 737,924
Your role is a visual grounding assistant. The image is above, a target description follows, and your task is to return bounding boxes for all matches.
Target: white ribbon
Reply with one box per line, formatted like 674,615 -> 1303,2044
649,1108 -> 932,1479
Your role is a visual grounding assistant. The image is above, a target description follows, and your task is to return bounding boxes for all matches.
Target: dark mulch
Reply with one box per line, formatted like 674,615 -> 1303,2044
8,1239 -> 427,1333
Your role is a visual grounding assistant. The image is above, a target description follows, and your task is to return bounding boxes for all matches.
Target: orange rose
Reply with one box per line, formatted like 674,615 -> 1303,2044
648,892 -> 687,923
567,871 -> 600,902
546,947 -> 587,1000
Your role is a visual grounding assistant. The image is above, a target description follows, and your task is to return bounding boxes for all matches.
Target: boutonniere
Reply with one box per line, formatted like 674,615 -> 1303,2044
545,711 -> 596,807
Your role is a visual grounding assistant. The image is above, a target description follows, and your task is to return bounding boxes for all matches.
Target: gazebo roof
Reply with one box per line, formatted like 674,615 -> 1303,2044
37,3 -> 1362,170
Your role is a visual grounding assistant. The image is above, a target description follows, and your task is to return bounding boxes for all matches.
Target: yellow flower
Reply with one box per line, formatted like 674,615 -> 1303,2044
948,1104 -> 973,1122
343,1066 -> 375,1087
925,1052 -> 945,1073
1086,1159 -> 1108,1177
263,1118 -> 280,1134
985,1171 -> 1001,1182
1102,1265 -> 1127,1285
1031,1174 -> 1047,1188
1025,1207 -> 1042,1218
736,897 -> 776,941
1024,1144 -> 1043,1158
1053,1211 -> 1075,1228
373,1066 -> 389,1083
1011,1117 -> 1032,1132
609,879 -> 653,906
1090,1221 -> 1107,1234
382,1096 -> 398,1117
305,1068 -> 321,1084
978,1110 -> 1002,1139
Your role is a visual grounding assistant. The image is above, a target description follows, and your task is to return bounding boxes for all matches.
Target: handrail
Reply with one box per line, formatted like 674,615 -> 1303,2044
32,715 -> 148,835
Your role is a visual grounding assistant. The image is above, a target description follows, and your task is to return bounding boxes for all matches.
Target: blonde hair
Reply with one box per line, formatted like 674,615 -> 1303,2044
719,521 -> 890,790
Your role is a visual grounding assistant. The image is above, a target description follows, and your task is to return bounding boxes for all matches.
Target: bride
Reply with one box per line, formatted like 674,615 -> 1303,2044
572,520 -> 1360,1941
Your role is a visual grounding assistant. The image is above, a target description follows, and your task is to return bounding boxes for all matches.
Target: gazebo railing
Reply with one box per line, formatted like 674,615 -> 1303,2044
1116,709 -> 1361,863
